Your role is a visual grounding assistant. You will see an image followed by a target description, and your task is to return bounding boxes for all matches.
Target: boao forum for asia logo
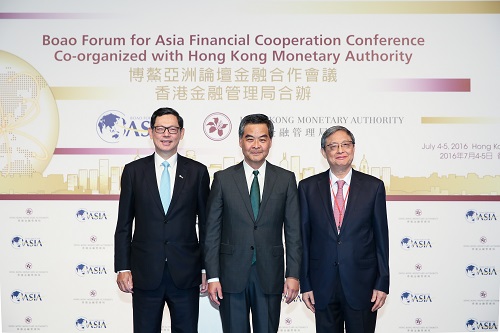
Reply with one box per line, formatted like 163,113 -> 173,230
466,318 -> 498,331
11,235 -> 43,248
76,209 -> 108,222
465,209 -> 497,223
400,290 -> 432,305
400,236 -> 432,250
96,110 -> 149,143
76,317 -> 107,331
465,264 -> 497,278
75,263 -> 108,277
11,290 -> 43,304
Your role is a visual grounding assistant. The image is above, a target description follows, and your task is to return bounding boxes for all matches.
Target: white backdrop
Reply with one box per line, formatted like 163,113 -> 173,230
1,1 -> 499,332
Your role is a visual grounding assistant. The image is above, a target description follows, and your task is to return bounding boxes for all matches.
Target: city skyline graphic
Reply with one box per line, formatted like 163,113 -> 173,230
1,149 -> 499,197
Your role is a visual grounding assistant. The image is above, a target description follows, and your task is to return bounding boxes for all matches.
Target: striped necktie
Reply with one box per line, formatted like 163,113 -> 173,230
333,180 -> 345,233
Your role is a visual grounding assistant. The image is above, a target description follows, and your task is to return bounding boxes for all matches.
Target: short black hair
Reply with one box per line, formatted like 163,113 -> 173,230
150,107 -> 184,129
238,114 -> 274,139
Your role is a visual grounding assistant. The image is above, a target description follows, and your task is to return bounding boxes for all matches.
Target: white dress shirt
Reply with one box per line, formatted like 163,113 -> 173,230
154,152 -> 178,197
328,168 -> 352,202
243,160 -> 266,198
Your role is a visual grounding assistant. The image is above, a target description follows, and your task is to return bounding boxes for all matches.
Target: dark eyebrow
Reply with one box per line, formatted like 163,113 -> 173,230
245,134 -> 269,139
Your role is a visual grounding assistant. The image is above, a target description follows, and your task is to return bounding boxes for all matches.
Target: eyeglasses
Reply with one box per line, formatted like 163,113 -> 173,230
325,141 -> 354,151
153,126 -> 180,134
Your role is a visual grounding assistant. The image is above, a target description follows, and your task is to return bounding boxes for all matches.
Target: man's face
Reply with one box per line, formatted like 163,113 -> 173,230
239,123 -> 272,169
321,130 -> 355,171
148,114 -> 184,159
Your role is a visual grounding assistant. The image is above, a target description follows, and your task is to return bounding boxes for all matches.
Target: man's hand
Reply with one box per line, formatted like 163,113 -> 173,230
282,277 -> 300,304
117,271 -> 134,293
200,273 -> 208,293
302,291 -> 316,313
371,289 -> 387,312
208,281 -> 223,306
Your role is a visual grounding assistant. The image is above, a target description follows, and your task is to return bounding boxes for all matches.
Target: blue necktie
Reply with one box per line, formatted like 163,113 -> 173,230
250,170 -> 260,264
160,161 -> 171,214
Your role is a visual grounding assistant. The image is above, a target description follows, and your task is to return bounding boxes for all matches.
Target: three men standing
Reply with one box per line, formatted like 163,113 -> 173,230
114,109 -> 388,333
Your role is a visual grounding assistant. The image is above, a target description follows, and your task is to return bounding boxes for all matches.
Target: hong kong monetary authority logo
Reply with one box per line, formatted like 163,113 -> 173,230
203,113 -> 231,141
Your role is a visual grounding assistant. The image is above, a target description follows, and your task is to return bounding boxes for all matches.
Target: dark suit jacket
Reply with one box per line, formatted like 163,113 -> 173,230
114,153 -> 209,290
204,161 -> 302,295
299,169 -> 389,310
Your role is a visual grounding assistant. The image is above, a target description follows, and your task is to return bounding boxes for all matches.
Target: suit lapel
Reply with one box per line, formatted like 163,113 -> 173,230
232,163 -> 255,222
317,170 -> 337,236
145,154 -> 164,214
342,170 -> 361,225
167,155 -> 187,216
258,163 -> 277,222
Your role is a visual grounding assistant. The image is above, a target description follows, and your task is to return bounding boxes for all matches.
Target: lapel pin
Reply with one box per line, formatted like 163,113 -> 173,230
179,175 -> 183,179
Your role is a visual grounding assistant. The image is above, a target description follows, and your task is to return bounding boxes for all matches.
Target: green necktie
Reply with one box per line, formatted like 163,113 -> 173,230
250,170 -> 260,219
250,170 -> 260,264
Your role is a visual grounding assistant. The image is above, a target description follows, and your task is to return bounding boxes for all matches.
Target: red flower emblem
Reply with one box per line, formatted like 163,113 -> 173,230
206,117 -> 228,137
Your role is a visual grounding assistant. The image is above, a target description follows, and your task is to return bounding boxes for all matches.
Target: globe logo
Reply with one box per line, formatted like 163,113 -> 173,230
76,263 -> 88,277
400,237 -> 412,250
400,291 -> 412,304
466,319 -> 479,331
465,210 -> 478,223
11,236 -> 23,249
465,264 -> 478,277
11,290 -> 23,303
96,110 -> 127,143
76,209 -> 89,222
75,317 -> 88,331
0,51 -> 59,177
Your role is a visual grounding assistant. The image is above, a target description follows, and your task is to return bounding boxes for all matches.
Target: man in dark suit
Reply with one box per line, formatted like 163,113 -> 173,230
299,126 -> 389,333
204,114 -> 302,333
114,107 -> 210,333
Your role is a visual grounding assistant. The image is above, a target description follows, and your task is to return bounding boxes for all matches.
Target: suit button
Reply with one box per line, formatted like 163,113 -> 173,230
250,246 -> 254,250
337,241 -> 342,245
254,226 -> 257,230
333,261 -> 338,266
164,219 -> 168,224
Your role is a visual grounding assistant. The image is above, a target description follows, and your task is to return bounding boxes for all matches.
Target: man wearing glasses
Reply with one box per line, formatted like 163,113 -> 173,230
114,107 -> 210,333
298,126 -> 389,333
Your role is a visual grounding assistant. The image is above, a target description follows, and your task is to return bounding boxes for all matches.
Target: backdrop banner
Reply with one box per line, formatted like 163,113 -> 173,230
1,1 -> 499,332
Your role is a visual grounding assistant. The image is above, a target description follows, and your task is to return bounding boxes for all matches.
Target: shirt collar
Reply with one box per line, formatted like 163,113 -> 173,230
243,160 -> 267,175
329,168 -> 352,186
154,152 -> 178,168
